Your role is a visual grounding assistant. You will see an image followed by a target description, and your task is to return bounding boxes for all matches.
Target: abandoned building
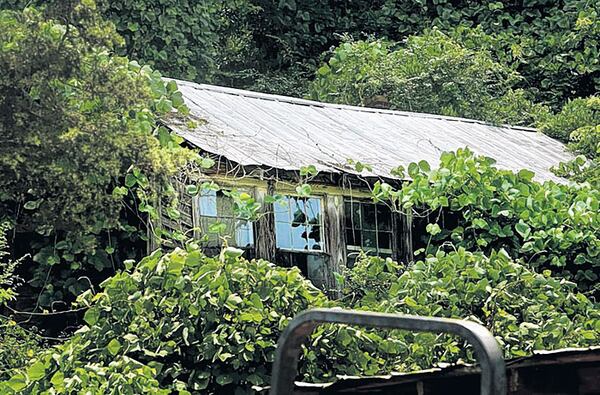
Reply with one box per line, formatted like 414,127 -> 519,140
157,80 -> 573,291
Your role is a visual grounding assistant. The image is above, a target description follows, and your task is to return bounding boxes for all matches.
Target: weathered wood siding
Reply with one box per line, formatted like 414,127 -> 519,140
254,183 -> 276,262
323,195 -> 347,293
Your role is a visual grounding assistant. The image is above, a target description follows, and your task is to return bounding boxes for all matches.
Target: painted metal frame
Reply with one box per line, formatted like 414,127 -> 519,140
270,308 -> 506,395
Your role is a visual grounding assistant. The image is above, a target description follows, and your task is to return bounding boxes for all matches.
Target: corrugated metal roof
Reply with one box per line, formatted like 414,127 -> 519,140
288,346 -> 600,393
168,79 -> 573,183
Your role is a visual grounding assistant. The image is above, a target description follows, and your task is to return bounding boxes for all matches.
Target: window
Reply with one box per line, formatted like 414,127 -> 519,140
195,189 -> 254,249
274,196 -> 323,251
273,196 -> 328,288
345,200 -> 393,263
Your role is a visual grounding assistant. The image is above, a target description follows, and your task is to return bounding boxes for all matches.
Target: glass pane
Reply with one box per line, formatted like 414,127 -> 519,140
275,222 -> 292,249
344,202 -> 353,228
308,224 -> 321,243
378,232 -> 391,250
274,199 -> 291,223
362,204 -> 376,230
305,198 -> 321,222
347,201 -> 361,229
307,225 -> 321,249
346,228 -> 360,246
291,253 -> 308,277
363,230 -> 377,249
291,206 -> 307,224
235,220 -> 254,247
377,204 -> 392,231
217,193 -> 234,217
199,190 -> 218,217
291,225 -> 307,250
200,218 -> 220,246
307,254 -> 328,288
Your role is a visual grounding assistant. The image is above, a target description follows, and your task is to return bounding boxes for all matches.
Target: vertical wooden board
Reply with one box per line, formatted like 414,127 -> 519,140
391,210 -> 401,263
255,183 -> 276,262
400,209 -> 414,264
324,194 -> 347,294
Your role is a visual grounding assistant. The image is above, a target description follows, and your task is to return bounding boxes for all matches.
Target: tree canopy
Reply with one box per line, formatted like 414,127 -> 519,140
309,30 -> 546,125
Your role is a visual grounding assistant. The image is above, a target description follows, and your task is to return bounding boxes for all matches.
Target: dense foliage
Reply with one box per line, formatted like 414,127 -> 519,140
4,0 -> 596,105
310,31 -> 546,125
0,247 -> 328,394
304,249 -> 599,380
0,2 -> 194,303
541,96 -> 600,186
0,1 -> 598,394
2,245 -> 598,393
0,222 -> 46,382
243,0 -> 600,106
0,222 -> 20,305
371,149 -> 600,293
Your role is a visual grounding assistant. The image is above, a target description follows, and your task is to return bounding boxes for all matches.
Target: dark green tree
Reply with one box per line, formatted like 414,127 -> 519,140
0,1 -> 192,304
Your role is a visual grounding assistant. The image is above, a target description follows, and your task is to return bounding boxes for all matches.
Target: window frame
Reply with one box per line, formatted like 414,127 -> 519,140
193,187 -> 255,249
273,194 -> 326,254
344,198 -> 394,258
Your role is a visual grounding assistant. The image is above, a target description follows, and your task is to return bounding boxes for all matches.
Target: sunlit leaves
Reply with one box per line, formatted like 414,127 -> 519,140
2,247 -> 327,393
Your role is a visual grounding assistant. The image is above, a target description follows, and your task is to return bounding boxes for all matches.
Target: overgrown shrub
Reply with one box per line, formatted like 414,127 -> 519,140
0,318 -> 46,382
3,246 -> 598,393
303,249 -> 599,380
309,31 -> 546,126
0,247 -> 327,393
540,96 -> 600,186
371,149 -> 600,292
0,2 -> 195,304
0,222 -> 47,382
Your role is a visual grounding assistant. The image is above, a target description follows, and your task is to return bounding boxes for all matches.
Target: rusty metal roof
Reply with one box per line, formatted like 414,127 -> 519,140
168,80 -> 573,182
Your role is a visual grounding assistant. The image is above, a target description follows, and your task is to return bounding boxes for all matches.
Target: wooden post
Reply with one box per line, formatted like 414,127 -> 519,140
324,194 -> 347,294
254,183 -> 276,262
400,209 -> 413,264
391,210 -> 401,263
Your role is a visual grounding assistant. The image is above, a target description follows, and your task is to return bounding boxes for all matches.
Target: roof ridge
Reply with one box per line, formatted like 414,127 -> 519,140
171,79 -> 539,133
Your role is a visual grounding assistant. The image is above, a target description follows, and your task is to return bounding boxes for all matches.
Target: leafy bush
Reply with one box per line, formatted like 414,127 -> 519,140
540,96 -> 600,144
310,31 -> 546,125
0,222 -> 22,305
0,2 -> 195,304
4,246 -> 598,392
303,249 -> 599,380
0,246 -> 327,393
0,318 -> 46,382
539,96 -> 600,186
0,222 -> 47,382
371,149 -> 600,292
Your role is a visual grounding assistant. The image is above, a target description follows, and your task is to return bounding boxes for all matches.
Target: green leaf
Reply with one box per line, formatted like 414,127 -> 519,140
426,223 -> 441,235
518,169 -> 535,181
295,184 -> 312,197
83,307 -> 100,326
27,361 -> 47,381
50,371 -> 65,389
23,200 -> 41,210
199,157 -> 215,169
6,373 -> 27,391
107,338 -> 121,356
515,221 -> 531,239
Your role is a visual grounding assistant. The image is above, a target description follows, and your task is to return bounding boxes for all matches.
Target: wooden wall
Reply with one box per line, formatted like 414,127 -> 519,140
156,175 -> 413,294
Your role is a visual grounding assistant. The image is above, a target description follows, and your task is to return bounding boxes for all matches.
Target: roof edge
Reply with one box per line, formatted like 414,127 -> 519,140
170,78 -> 539,133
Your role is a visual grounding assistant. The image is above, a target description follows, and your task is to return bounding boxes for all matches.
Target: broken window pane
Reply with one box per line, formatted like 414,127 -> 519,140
274,196 -> 323,252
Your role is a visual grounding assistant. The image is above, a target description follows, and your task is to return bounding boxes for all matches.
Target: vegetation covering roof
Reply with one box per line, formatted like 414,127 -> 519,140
169,79 -> 573,182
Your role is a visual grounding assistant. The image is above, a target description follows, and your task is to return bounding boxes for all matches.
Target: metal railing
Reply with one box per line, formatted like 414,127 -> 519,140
270,308 -> 506,395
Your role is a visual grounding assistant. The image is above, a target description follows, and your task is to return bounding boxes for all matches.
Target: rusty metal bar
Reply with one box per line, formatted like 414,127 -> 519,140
270,308 -> 506,395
